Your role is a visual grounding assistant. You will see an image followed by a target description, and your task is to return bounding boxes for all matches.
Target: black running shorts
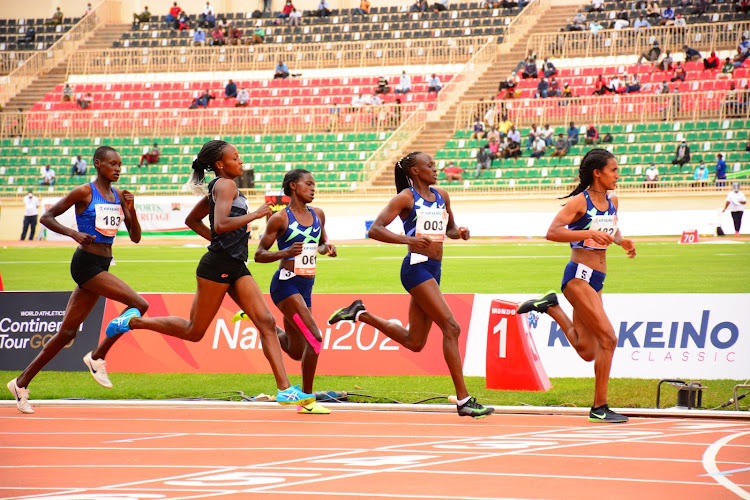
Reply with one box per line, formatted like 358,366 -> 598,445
70,248 -> 112,287
196,249 -> 251,284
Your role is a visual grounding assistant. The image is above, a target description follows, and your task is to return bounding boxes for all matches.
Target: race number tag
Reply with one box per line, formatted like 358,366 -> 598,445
574,263 -> 594,283
94,204 -> 123,237
416,208 -> 448,241
583,214 -> 617,249
294,242 -> 318,276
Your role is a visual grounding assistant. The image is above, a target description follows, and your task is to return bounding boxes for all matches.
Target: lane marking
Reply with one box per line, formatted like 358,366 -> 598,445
701,431 -> 750,499
106,433 -> 187,443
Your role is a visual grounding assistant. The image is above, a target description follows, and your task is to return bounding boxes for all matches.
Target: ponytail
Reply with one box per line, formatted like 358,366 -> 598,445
394,151 -> 422,193
561,147 -> 614,199
188,140 -> 229,196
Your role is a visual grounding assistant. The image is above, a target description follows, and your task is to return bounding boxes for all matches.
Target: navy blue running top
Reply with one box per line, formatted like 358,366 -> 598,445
75,182 -> 121,244
278,206 -> 321,260
401,187 -> 446,237
207,177 -> 249,261
568,190 -> 617,250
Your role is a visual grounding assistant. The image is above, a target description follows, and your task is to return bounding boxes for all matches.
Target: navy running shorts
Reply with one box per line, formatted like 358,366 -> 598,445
561,260 -> 606,293
400,254 -> 442,292
70,248 -> 112,287
196,249 -> 251,284
270,268 -> 315,307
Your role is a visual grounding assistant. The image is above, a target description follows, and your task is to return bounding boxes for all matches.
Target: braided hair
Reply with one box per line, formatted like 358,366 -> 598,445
394,151 -> 422,193
188,140 -> 230,195
562,148 -> 614,199
282,168 -> 311,196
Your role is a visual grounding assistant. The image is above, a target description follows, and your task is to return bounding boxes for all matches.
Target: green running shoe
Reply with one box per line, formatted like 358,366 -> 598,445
517,290 -> 558,315
457,397 -> 494,419
588,404 -> 628,423
327,299 -> 366,325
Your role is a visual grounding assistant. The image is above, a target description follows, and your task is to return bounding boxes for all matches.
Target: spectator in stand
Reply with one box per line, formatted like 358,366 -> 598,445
626,73 -> 641,93
427,74 -> 442,94
736,0 -> 750,14
504,137 -> 521,159
684,45 -> 702,62
633,14 -> 650,30
224,80 -> 237,99
139,144 -> 160,167
202,2 -> 214,18
542,58 -> 556,78
735,36 -> 750,65
550,133 -> 570,158
317,0 -> 331,17
441,161 -> 464,182
471,118 -> 486,140
177,11 -> 190,30
367,93 -> 383,106
61,83 -> 74,102
535,77 -> 549,98
526,124 -> 541,149
530,136 -> 547,159
249,26 -> 264,43
498,115 -> 513,137
592,75 -> 608,95
433,0 -> 449,12
725,83 -> 740,115
374,76 -> 390,95
201,11 -> 216,29
717,57 -> 735,79
567,122 -> 579,145
589,0 -> 604,11
211,26 -> 226,45
475,147 -> 492,177
609,74 -> 625,94
71,155 -> 87,176
659,5 -> 675,26
20,190 -> 39,241
568,11 -> 586,31
507,125 -> 521,144
353,0 -> 371,15
612,12 -> 630,30
350,93 -> 366,110
485,137 -> 503,164
561,82 -> 573,100
19,27 -> 36,49
540,124 -> 555,146
656,79 -> 670,94
277,0 -> 295,22
646,1 -> 660,18
288,8 -> 302,26
189,89 -> 215,108
637,41 -> 661,66
691,0 -> 710,15
654,50 -> 673,72
165,2 -> 181,27
46,7 -> 63,25
193,27 -> 206,46
76,92 -> 93,110
589,19 -> 605,34
228,23 -> 242,45
263,0 -> 272,14
674,14 -> 687,29
39,165 -> 55,186
410,0 -> 428,12
394,71 -> 411,94
704,51 -> 720,70
548,77 -> 561,97
671,62 -> 687,83
522,58 -> 538,79
645,162 -> 659,188
715,153 -> 727,186
584,124 -> 599,145
723,182 -> 746,236
487,126 -> 500,143
693,161 -> 709,185
133,6 -> 151,24
236,88 -> 249,107
274,60 -> 289,79
671,140 -> 691,172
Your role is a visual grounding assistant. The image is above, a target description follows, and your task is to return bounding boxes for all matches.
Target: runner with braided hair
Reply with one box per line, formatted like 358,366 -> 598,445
328,152 -> 494,418
517,148 -> 636,423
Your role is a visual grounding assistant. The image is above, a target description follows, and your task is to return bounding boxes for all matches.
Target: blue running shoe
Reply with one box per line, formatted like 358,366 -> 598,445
277,384 -> 315,407
105,308 -> 141,338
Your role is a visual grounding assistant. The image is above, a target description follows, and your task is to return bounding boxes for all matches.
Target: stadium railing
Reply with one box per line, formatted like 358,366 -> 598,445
0,51 -> 35,76
526,21 -> 750,60
0,0 -> 120,108
66,36 -> 494,75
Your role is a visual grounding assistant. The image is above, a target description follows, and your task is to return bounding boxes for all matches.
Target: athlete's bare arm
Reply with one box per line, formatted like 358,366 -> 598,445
254,210 -> 302,263
39,184 -> 95,246
185,196 -> 211,241
368,190 -> 431,250
546,193 -> 614,246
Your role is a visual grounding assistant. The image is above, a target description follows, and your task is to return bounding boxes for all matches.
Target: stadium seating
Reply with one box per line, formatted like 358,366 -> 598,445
0,132 -> 391,194
0,17 -> 81,51
576,0 -> 749,27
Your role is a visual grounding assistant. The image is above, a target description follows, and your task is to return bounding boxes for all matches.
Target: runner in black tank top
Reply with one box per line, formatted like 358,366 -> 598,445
104,140 -> 315,407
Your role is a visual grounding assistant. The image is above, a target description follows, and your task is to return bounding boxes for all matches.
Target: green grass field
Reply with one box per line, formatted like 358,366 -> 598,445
1,240 -> 748,410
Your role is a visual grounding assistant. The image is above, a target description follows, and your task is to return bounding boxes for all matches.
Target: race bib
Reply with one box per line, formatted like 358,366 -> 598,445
293,242 -> 318,276
416,208 -> 448,241
574,262 -> 594,283
94,204 -> 123,237
583,214 -> 617,249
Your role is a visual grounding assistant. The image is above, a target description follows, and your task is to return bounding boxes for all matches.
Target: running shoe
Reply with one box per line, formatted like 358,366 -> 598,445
231,310 -> 250,323
83,351 -> 112,389
327,299 -> 366,325
456,397 -> 494,418
105,307 -> 141,338
296,401 -> 331,414
588,404 -> 629,423
7,378 -> 34,414
517,290 -> 558,315
277,384 -> 315,406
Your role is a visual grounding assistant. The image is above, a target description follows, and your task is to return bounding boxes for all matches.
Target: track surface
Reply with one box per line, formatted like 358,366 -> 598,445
1,406 -> 749,500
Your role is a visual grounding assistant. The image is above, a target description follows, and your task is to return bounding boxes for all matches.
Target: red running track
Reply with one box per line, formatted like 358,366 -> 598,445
0,406 -> 749,500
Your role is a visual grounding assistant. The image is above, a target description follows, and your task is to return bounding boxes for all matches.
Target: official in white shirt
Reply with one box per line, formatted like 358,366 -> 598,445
21,190 -> 39,241
723,182 -> 747,235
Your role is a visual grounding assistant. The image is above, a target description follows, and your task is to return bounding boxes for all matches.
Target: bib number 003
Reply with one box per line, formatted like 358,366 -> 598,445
416,208 -> 448,241
294,242 -> 318,276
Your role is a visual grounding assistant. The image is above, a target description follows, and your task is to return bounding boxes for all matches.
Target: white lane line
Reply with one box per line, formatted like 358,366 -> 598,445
701,431 -> 750,499
105,433 -> 187,443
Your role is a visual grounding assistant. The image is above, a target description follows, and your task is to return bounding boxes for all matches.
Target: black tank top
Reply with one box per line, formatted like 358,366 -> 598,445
207,178 -> 249,261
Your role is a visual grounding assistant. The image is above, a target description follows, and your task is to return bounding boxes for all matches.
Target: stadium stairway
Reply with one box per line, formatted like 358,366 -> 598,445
369,2 -> 581,187
4,23 -> 130,112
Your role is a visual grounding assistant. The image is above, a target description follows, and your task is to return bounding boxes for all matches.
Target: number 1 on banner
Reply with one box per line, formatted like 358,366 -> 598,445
493,317 -> 507,358
679,230 -> 698,244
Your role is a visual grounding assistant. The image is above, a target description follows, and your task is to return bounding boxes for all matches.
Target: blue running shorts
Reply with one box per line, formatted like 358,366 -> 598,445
400,254 -> 442,292
561,261 -> 606,293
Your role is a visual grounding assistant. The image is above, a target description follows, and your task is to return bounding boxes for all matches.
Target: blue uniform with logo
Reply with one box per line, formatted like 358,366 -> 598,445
270,206 -> 321,307
562,191 -> 615,292
400,187 -> 445,292
70,183 -> 121,286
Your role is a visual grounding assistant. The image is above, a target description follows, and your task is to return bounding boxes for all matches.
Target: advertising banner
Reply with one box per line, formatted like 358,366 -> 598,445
0,292 -> 104,371
101,293 -> 474,375
465,294 -> 750,380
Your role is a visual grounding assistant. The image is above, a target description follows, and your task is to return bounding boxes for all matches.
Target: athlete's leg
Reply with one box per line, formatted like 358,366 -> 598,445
276,295 -> 320,394
228,275 -> 291,390
127,276 -> 228,342
16,287 -> 100,388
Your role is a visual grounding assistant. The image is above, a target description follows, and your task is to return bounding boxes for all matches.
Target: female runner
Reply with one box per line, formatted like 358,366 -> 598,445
7,146 -> 148,414
251,168 -> 336,414
517,148 -> 636,423
104,140 -> 315,407
328,152 -> 493,418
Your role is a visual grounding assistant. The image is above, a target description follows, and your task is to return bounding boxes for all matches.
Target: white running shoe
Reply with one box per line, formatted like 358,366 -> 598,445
7,378 -> 34,414
83,352 -> 113,389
